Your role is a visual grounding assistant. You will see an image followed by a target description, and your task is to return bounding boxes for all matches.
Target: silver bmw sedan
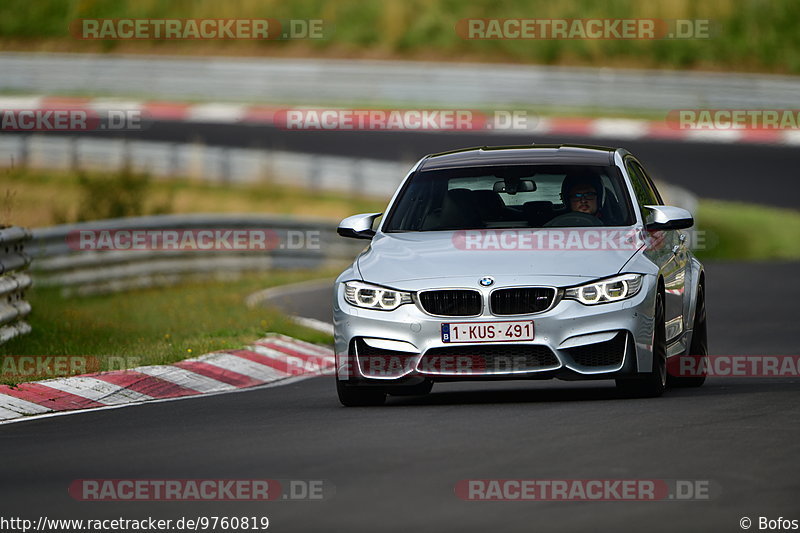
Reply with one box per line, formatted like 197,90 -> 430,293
333,144 -> 708,406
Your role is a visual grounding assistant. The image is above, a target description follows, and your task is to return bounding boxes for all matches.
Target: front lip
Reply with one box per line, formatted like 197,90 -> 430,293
349,329 -> 632,380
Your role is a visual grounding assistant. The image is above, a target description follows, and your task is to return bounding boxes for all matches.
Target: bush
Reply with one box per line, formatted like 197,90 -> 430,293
75,166 -> 155,221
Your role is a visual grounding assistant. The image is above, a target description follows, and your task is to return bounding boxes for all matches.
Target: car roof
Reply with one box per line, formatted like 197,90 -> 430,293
419,144 -> 618,171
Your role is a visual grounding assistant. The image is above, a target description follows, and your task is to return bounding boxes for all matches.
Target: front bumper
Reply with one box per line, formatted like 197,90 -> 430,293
333,275 -> 658,384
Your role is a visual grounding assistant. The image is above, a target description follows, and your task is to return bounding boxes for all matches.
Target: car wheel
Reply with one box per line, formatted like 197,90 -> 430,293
336,379 -> 386,407
668,283 -> 707,388
616,290 -> 667,398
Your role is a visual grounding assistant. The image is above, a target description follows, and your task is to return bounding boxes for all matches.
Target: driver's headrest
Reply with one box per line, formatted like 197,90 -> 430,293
560,171 -> 604,206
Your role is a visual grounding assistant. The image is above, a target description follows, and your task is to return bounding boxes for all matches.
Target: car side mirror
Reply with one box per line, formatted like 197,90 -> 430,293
337,213 -> 382,240
643,205 -> 694,231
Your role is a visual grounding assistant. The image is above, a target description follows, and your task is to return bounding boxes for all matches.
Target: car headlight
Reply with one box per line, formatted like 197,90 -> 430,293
563,274 -> 644,305
343,281 -> 413,311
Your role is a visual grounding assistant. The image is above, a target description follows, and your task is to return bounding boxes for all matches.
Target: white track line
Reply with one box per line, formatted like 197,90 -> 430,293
245,281 -> 337,335
290,316 -> 335,335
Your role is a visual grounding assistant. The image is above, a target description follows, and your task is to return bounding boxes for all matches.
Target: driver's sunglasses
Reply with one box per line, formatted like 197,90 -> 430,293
569,192 -> 598,201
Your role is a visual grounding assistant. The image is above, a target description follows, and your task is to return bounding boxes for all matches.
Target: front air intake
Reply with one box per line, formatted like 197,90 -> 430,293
418,289 -> 482,316
490,287 -> 556,315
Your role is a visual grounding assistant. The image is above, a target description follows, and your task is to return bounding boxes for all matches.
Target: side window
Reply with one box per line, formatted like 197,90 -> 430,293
625,159 -> 658,207
636,162 -> 664,205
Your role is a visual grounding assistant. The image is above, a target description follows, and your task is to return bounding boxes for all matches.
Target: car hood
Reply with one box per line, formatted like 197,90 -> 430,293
356,231 -> 643,287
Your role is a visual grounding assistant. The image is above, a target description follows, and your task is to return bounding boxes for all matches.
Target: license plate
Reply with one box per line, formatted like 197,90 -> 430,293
441,320 -> 534,343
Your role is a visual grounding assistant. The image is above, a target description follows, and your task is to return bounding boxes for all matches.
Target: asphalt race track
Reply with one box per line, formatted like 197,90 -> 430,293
1,261 -> 798,532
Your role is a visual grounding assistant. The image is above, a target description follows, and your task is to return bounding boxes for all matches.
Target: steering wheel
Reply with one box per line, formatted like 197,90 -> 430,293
544,211 -> 603,227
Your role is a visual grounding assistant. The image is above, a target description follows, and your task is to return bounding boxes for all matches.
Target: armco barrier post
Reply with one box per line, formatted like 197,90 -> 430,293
0,226 -> 33,344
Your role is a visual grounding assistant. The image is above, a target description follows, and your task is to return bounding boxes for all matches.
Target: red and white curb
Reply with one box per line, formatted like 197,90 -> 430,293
0,334 -> 333,424
1,96 -> 798,146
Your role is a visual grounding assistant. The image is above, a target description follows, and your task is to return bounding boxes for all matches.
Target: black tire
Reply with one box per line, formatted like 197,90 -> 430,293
668,283 -> 707,388
616,291 -> 667,398
336,379 -> 386,407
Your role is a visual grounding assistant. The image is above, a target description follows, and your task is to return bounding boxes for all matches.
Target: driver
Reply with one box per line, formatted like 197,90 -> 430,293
561,173 -> 603,219
568,183 -> 599,216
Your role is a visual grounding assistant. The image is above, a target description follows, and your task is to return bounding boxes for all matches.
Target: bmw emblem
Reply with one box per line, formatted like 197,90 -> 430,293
479,276 -> 494,287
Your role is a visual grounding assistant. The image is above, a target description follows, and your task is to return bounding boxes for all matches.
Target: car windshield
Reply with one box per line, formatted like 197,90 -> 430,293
383,164 -> 634,231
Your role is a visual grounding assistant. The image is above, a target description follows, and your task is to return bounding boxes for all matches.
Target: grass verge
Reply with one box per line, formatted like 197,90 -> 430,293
0,269 -> 339,386
694,199 -> 800,261
0,167 -> 388,228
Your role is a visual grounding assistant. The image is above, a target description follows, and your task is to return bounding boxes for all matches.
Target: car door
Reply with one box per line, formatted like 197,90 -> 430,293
625,157 -> 687,344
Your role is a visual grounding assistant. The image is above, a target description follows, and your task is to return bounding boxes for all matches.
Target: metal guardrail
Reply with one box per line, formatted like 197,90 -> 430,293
29,214 -> 365,296
0,226 -> 32,344
3,52 -> 800,113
